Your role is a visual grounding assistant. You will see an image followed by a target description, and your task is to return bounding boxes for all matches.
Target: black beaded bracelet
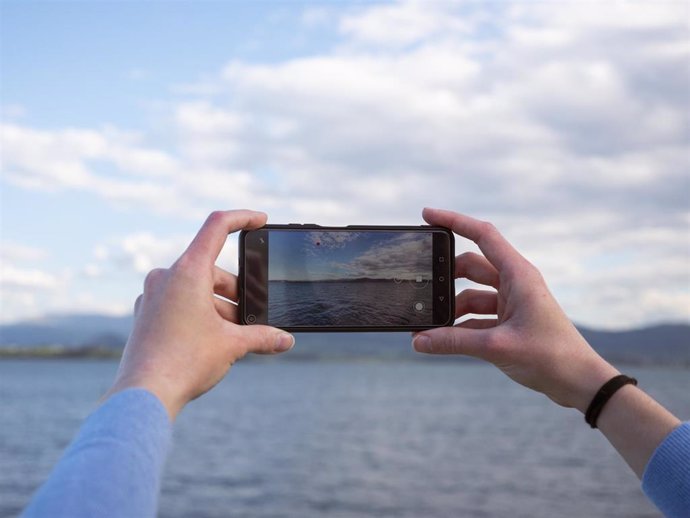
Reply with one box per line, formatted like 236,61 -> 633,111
585,374 -> 638,429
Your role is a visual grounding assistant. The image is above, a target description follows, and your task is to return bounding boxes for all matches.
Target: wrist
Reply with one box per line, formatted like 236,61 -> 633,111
570,355 -> 621,414
101,375 -> 185,421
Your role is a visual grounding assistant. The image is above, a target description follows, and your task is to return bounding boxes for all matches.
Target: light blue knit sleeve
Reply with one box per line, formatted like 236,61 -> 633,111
642,421 -> 690,518
20,388 -> 172,518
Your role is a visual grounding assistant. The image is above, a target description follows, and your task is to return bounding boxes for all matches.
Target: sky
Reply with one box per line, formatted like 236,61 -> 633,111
0,0 -> 688,329
268,230 -> 432,281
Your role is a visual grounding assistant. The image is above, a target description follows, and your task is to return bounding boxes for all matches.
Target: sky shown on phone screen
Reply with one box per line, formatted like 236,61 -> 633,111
268,231 -> 432,282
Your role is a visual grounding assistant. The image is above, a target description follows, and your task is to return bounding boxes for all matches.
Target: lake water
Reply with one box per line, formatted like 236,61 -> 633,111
268,280 -> 433,327
1,358 -> 688,517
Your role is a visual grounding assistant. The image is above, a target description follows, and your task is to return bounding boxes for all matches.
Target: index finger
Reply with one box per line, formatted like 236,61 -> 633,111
182,209 -> 267,267
422,207 -> 523,272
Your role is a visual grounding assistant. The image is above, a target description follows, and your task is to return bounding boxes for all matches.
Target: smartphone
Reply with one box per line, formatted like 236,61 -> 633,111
238,224 -> 455,332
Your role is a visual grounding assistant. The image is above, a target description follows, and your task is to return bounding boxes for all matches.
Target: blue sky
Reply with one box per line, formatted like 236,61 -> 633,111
1,0 -> 688,328
1,2 -> 334,127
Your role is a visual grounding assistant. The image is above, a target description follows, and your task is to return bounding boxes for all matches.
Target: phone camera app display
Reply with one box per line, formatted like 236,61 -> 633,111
267,231 -> 434,327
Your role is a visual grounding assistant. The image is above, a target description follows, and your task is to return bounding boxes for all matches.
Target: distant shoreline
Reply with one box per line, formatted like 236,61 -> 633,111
2,345 -> 689,368
0,346 -> 122,359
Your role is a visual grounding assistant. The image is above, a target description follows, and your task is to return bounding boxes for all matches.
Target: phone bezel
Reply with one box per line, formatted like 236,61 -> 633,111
238,224 -> 455,332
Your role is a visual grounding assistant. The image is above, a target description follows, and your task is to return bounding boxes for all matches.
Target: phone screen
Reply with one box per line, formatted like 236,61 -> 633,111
240,226 -> 454,331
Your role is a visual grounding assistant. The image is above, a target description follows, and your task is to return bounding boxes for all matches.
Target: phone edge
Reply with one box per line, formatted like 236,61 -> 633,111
237,225 -> 455,332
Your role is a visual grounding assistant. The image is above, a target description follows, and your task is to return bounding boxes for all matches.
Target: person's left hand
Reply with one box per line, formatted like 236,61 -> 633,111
101,210 -> 295,420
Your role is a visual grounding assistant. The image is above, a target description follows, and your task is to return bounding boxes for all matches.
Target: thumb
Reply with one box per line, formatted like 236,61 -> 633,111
234,324 -> 295,355
413,326 -> 491,358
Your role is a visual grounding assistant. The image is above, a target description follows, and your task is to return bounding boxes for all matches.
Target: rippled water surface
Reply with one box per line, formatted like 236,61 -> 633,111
2,358 -> 688,517
268,280 -> 433,326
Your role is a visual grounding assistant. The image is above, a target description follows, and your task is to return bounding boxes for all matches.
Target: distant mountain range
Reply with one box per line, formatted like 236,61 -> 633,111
0,313 -> 133,349
0,313 -> 688,366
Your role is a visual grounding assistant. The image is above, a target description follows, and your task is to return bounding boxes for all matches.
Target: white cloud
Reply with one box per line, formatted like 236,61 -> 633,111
0,242 -> 48,262
86,231 -> 240,277
88,233 -> 191,275
339,1 -> 469,46
343,233 -> 432,280
174,101 -> 245,163
4,291 -> 133,324
0,237 -> 231,324
0,264 -> 60,290
0,232 -> 241,323
0,123 -> 177,192
0,243 -> 59,295
0,260 -> 68,323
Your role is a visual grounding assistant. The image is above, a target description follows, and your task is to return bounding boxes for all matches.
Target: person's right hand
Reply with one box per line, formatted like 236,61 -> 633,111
413,208 -> 620,413
101,210 -> 295,420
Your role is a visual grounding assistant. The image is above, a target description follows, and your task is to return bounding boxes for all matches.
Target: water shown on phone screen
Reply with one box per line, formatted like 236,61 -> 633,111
267,231 -> 433,326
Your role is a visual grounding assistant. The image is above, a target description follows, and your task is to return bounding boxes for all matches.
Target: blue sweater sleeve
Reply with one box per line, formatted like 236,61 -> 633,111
642,421 -> 690,518
20,388 -> 172,518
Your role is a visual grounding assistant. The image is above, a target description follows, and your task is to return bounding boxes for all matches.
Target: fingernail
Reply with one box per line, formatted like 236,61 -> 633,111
274,333 -> 295,352
413,334 -> 431,352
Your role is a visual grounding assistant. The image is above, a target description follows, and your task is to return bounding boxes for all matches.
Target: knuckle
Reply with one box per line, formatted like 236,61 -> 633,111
450,213 -> 464,231
258,328 -> 278,352
473,221 -> 499,249
447,332 -> 466,354
513,259 -> 544,285
526,261 -> 545,281
430,331 -> 456,354
143,268 -> 166,290
479,220 -> 498,237
206,210 -> 226,225
454,252 -> 472,275
455,290 -> 471,312
234,326 -> 268,355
